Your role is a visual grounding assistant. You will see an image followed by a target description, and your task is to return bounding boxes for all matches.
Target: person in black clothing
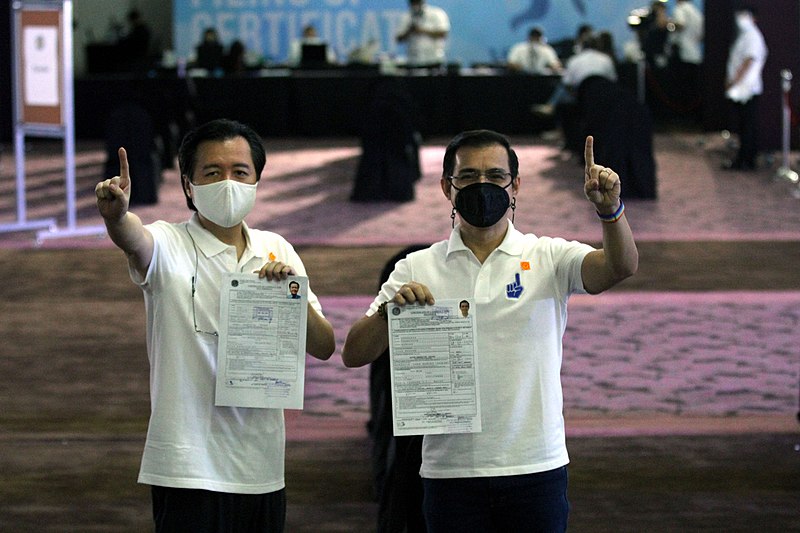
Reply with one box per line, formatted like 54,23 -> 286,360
117,9 -> 151,71
195,28 -> 224,72
350,79 -> 421,203
223,40 -> 247,75
368,245 -> 430,533
641,1 -> 671,69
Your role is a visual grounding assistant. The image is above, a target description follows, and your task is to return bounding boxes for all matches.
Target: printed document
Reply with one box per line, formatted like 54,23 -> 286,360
215,274 -> 308,409
24,26 -> 60,107
387,299 -> 481,436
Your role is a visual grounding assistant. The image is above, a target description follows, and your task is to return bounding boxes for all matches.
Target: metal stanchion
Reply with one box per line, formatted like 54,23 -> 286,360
771,70 -> 800,427
774,70 -> 800,198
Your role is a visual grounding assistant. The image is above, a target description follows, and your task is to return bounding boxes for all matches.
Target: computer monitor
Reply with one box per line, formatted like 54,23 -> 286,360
300,43 -> 329,68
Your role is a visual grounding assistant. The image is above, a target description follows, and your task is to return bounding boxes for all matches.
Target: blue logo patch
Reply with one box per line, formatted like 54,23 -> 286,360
506,272 -> 524,299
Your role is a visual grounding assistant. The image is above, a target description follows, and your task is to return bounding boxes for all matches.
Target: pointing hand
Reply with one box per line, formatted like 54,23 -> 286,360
583,136 -> 621,212
95,147 -> 132,221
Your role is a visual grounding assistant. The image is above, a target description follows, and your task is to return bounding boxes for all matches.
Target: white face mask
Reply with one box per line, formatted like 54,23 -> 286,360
189,179 -> 257,228
735,13 -> 754,32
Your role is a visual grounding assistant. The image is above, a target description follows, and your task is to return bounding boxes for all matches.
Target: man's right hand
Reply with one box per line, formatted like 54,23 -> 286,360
95,147 -> 131,221
393,281 -> 435,306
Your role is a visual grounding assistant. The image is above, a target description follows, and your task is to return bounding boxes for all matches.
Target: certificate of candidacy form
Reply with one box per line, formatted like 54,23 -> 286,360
387,299 -> 481,436
215,274 -> 308,409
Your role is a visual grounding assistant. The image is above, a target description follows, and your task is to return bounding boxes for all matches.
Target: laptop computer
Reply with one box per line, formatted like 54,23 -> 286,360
300,43 -> 329,68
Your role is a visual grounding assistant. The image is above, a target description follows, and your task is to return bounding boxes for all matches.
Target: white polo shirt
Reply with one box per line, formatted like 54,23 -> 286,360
398,4 -> 450,66
507,41 -> 562,74
369,222 -> 594,478
726,22 -> 768,103
131,214 -> 323,494
562,49 -> 617,89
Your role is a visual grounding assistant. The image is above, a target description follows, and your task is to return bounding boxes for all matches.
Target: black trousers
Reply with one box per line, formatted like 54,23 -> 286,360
151,486 -> 286,533
729,95 -> 760,167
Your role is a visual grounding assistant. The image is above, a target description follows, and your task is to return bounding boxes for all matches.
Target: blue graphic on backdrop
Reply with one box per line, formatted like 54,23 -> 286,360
510,0 -> 587,30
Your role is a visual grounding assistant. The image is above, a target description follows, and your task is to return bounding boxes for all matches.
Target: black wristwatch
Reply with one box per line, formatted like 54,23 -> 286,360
377,302 -> 388,322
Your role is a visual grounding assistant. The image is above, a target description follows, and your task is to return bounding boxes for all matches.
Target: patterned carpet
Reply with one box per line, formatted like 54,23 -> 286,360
1,131 -> 799,531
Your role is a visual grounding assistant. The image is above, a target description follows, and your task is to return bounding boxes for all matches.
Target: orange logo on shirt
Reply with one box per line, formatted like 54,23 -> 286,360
520,261 -> 531,271
269,252 -> 276,262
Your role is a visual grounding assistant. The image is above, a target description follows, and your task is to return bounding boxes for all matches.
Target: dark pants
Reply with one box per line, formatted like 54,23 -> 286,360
378,435 -> 426,533
422,467 -> 569,533
729,95 -> 760,167
151,486 -> 286,533
674,61 -> 702,120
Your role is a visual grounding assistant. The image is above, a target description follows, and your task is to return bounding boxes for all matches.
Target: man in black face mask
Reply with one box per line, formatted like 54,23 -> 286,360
341,129 -> 638,532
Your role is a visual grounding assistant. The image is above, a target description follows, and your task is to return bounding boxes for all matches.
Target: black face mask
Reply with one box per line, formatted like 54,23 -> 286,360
454,182 -> 511,228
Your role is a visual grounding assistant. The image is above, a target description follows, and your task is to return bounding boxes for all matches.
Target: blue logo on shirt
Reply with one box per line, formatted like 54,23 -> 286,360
506,273 -> 524,299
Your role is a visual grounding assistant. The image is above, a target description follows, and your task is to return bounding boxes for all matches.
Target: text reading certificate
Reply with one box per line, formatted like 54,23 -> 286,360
387,299 -> 481,436
215,274 -> 308,409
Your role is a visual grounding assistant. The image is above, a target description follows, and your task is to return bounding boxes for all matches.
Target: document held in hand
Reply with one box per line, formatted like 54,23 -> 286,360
215,273 -> 308,409
387,299 -> 482,436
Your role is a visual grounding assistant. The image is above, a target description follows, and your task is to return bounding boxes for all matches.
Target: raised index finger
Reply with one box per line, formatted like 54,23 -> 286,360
584,136 -> 595,177
118,147 -> 130,188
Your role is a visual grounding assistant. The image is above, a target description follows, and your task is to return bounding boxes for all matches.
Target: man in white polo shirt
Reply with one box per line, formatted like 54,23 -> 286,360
342,130 -> 638,531
396,0 -> 450,67
723,5 -> 768,171
507,26 -> 563,75
95,118 -> 335,532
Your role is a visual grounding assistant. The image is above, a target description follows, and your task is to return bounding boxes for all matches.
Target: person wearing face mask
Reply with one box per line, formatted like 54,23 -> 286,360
341,130 -> 638,532
723,6 -> 768,171
396,0 -> 450,67
94,118 -> 335,533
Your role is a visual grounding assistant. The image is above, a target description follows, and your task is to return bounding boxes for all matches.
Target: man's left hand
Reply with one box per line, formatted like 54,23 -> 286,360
583,136 -> 621,214
255,261 -> 296,281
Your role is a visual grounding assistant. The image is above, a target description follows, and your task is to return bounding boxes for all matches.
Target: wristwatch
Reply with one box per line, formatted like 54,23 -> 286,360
377,301 -> 388,322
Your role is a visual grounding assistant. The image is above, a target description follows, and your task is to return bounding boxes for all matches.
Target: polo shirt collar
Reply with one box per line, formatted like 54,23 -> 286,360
446,219 -> 526,258
186,214 -> 264,262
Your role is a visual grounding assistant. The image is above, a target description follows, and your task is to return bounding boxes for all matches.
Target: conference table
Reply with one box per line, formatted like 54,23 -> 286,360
73,67 -> 562,140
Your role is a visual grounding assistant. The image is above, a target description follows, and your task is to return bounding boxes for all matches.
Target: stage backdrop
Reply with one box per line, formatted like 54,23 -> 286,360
173,0 -> 703,66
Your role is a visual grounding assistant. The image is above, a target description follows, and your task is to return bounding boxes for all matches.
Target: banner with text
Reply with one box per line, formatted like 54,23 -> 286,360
174,0 -> 703,66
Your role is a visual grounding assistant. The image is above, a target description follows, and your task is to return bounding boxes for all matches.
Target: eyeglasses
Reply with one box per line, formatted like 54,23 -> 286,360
187,228 -> 219,337
447,170 -> 513,189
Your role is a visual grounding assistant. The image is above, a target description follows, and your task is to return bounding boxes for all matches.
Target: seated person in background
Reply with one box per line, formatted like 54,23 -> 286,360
593,31 -> 619,68
288,24 -> 337,67
534,33 -> 619,158
571,24 -> 595,57
223,40 -> 247,75
534,32 -> 617,116
559,32 -> 618,95
507,26 -> 563,75
195,27 -> 224,71
550,24 -> 594,63
348,39 -> 380,65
